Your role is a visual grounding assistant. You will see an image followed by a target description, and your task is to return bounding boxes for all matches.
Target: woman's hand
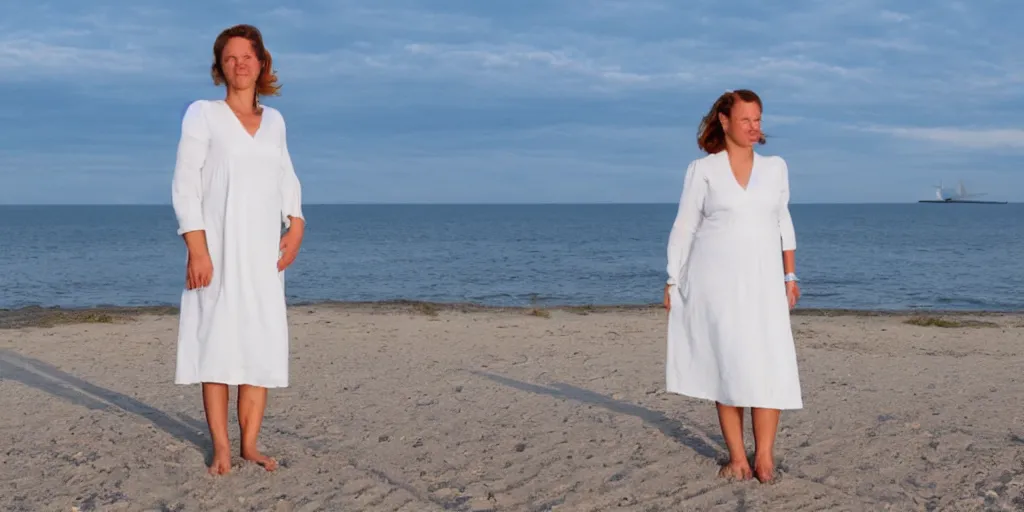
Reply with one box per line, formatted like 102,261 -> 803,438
186,252 -> 213,290
278,218 -> 305,271
786,281 -> 801,309
183,231 -> 212,290
664,284 -> 672,311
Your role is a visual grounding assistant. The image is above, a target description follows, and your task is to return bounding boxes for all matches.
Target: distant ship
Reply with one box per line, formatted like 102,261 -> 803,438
918,180 -> 1007,204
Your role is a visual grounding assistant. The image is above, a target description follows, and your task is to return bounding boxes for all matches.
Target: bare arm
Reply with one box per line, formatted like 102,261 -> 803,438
182,231 -> 210,258
783,250 -> 795,275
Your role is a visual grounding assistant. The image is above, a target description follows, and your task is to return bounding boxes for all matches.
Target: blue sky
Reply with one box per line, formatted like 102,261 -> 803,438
1,0 -> 1022,204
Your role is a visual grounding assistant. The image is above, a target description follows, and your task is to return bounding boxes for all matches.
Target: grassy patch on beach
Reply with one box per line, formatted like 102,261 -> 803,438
565,305 -> 597,315
411,302 -> 440,317
0,306 -> 180,329
526,294 -> 551,318
903,316 -> 999,328
528,308 -> 551,318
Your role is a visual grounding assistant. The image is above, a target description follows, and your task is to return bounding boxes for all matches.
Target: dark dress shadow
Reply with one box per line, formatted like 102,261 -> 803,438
471,370 -> 726,461
0,348 -> 212,463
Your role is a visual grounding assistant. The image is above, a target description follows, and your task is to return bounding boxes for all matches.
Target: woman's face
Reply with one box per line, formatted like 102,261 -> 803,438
720,100 -> 762,148
220,37 -> 261,90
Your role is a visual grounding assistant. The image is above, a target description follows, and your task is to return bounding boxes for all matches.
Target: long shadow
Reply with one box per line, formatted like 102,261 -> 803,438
471,370 -> 725,461
473,372 -> 882,504
0,349 -> 211,461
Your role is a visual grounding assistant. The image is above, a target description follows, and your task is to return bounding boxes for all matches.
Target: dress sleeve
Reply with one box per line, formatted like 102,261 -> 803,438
666,160 -> 707,286
778,158 -> 797,251
279,116 -> 305,229
171,101 -> 210,235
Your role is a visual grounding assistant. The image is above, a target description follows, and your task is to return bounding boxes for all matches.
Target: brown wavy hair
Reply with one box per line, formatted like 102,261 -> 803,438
697,89 -> 765,154
211,24 -> 281,107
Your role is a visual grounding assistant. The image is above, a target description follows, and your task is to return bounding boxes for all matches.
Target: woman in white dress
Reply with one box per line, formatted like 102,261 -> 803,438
663,90 -> 801,483
171,24 -> 304,475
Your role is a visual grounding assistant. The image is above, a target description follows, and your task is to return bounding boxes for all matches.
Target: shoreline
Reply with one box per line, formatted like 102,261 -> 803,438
2,299 -> 1021,330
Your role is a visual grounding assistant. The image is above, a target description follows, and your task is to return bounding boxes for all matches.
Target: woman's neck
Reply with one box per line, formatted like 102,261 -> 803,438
224,88 -> 258,113
724,138 -> 753,159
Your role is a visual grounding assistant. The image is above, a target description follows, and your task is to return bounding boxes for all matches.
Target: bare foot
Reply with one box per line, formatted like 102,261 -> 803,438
208,448 -> 232,476
753,456 -> 775,483
718,459 -> 753,480
241,447 -> 278,471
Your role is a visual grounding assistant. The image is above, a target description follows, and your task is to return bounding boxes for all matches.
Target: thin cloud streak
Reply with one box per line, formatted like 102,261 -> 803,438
859,125 -> 1024,150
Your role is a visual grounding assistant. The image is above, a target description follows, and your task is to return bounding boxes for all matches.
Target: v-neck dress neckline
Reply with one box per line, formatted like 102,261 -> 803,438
218,100 -> 263,139
722,150 -> 758,192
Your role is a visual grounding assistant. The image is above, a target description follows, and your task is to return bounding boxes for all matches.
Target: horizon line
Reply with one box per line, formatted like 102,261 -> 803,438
2,201 -> 1013,207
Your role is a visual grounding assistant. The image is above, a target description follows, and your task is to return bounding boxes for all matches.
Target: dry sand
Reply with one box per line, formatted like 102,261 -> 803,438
1,304 -> 1023,511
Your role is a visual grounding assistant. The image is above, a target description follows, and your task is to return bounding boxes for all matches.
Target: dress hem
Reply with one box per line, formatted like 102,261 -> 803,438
175,378 -> 289,389
665,387 -> 803,410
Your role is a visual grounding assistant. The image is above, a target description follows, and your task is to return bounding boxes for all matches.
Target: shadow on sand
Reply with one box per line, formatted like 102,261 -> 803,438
471,370 -> 726,462
0,348 -> 211,462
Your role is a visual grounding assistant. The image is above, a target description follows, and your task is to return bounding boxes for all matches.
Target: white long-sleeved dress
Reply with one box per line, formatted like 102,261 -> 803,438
665,150 -> 802,409
171,99 -> 304,388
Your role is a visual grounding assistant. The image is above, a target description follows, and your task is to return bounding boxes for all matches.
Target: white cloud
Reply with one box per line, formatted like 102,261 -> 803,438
848,37 -> 927,52
402,42 -> 653,86
858,125 -> 1024,150
0,39 -> 153,75
880,10 -> 911,23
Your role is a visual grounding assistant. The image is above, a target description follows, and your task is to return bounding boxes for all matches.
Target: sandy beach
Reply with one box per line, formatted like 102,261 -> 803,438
1,303 -> 1022,511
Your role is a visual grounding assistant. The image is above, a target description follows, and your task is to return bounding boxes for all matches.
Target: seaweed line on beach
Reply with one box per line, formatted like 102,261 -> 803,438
1,300 -> 1021,329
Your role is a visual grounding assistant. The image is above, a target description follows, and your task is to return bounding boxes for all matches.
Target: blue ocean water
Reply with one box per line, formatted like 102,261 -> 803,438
0,204 -> 1021,311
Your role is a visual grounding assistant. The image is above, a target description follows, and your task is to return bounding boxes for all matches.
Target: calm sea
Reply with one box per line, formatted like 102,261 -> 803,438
1,204 -> 1022,312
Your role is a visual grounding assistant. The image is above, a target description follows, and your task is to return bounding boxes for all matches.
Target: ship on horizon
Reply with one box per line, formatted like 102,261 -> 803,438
918,180 -> 1007,204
